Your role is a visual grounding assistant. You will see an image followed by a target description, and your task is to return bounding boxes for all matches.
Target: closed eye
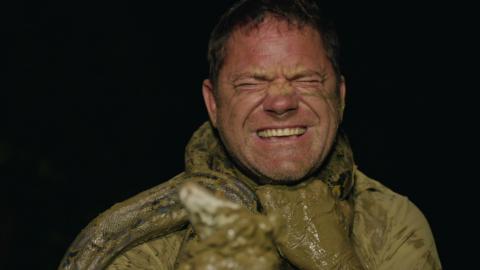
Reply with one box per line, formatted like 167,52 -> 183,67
297,80 -> 320,83
288,71 -> 327,87
234,81 -> 267,91
292,80 -> 322,86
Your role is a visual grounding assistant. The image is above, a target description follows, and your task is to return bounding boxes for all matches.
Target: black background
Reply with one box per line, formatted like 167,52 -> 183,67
2,1 -> 472,269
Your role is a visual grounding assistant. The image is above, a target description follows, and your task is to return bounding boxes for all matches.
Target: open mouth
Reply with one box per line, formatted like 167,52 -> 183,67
257,127 -> 307,138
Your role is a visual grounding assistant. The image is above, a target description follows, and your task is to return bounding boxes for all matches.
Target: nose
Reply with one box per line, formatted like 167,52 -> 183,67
262,83 -> 299,117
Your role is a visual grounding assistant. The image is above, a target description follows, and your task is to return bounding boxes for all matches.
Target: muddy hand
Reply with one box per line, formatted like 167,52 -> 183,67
177,182 -> 280,270
256,180 -> 364,270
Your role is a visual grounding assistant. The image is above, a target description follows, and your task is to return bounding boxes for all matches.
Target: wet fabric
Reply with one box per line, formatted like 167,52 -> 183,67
60,122 -> 441,269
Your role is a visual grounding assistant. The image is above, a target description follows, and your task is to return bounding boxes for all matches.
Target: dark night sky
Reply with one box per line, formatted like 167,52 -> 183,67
2,1 -> 473,269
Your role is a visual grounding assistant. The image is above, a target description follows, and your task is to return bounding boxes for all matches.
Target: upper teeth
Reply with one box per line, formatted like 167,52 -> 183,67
257,128 -> 306,138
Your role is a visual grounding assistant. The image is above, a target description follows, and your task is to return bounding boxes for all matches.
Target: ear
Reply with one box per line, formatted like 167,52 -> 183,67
202,79 -> 218,127
339,75 -> 346,121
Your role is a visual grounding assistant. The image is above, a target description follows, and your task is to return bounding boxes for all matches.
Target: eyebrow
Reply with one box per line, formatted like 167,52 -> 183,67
231,72 -> 274,82
230,69 -> 327,82
286,70 -> 326,81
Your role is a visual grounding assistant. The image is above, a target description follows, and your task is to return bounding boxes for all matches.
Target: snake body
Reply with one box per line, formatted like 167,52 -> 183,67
59,171 -> 257,270
59,122 -> 352,269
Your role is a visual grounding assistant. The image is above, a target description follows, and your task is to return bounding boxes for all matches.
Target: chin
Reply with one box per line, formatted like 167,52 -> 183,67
251,156 -> 328,185
255,167 -> 311,185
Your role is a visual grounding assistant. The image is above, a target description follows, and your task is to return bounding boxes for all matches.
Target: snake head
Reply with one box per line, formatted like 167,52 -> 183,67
179,182 -> 241,239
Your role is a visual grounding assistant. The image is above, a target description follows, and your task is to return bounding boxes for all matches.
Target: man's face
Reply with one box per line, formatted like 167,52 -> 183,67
203,18 -> 345,183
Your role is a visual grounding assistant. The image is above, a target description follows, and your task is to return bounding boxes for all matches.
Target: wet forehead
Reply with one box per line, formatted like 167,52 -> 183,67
223,18 -> 329,79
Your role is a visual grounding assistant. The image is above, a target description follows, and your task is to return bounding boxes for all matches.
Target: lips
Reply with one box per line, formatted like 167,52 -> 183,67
257,127 -> 307,138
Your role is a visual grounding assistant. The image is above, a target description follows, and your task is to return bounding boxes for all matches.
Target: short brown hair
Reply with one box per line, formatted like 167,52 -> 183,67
207,0 -> 341,87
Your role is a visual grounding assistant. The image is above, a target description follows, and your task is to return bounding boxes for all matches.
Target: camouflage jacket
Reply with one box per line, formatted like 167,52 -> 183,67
60,122 -> 441,270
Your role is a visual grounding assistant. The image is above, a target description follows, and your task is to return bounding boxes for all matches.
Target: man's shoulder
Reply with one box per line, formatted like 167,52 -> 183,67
352,169 -> 418,218
351,169 -> 441,269
352,169 -> 430,231
352,169 -> 397,198
352,168 -> 429,232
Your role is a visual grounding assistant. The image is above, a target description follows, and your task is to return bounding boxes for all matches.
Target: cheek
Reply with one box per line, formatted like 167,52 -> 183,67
325,98 -> 342,120
225,93 -> 264,126
218,101 -> 247,144
303,94 -> 341,121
